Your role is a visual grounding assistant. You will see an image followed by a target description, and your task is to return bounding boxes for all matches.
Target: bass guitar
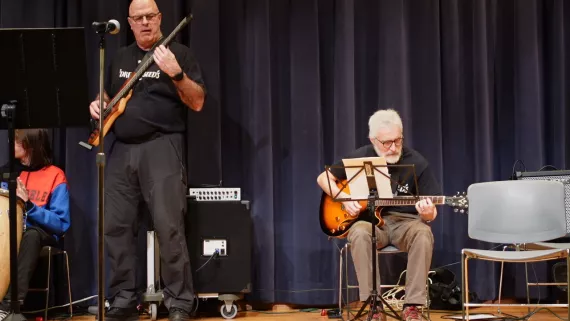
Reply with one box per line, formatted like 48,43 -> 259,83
80,13 -> 193,150
319,180 -> 469,238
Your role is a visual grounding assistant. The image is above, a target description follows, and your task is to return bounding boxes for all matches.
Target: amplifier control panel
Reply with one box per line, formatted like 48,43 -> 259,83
188,188 -> 241,201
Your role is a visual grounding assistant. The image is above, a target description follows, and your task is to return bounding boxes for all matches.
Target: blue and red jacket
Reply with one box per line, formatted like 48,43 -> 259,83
2,165 -> 70,238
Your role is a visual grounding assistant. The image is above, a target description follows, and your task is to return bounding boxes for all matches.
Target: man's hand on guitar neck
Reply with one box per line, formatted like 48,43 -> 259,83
89,92 -> 110,120
416,198 -> 437,222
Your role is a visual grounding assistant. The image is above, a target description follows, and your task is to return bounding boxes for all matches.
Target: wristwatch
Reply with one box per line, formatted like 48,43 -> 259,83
171,71 -> 184,81
24,200 -> 34,212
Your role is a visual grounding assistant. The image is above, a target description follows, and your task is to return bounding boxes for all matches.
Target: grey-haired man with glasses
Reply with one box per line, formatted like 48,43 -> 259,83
317,109 -> 441,321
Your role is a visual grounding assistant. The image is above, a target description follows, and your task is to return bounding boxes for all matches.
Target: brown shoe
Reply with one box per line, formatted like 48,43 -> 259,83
372,312 -> 387,321
401,305 -> 422,321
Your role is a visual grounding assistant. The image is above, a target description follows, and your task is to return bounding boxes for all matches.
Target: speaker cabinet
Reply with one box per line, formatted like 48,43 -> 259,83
516,170 -> 570,235
185,199 -> 252,294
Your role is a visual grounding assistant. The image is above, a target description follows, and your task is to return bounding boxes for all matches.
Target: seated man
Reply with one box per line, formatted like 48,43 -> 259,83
317,109 -> 441,321
0,128 -> 70,320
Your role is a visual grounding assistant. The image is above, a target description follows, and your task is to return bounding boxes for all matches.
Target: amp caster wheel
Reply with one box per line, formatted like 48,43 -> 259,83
220,304 -> 238,319
150,303 -> 158,320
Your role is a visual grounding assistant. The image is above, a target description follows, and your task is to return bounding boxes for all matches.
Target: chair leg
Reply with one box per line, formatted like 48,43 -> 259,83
45,248 -> 52,321
426,279 -> 431,320
338,245 -> 343,314
566,254 -> 570,321
462,252 -> 469,321
524,262 -> 531,313
497,244 -> 512,314
497,255 -> 505,313
344,243 -> 350,320
64,251 -> 73,317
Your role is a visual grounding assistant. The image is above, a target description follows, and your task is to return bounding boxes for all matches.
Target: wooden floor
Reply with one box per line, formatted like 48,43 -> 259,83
50,306 -> 569,321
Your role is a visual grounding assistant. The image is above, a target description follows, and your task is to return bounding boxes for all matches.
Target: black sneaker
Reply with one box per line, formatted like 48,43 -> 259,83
95,307 -> 138,321
168,307 -> 191,321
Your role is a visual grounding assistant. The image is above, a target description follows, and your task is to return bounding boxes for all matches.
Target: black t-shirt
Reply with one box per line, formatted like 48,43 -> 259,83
328,144 -> 442,215
104,41 -> 205,143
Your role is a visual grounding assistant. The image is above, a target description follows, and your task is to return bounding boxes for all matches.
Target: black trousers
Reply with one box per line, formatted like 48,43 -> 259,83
104,133 -> 194,312
1,226 -> 57,309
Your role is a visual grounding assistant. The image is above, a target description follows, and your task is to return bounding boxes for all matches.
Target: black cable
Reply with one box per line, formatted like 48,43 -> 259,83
511,160 -> 527,180
195,249 -> 219,272
538,165 -> 559,171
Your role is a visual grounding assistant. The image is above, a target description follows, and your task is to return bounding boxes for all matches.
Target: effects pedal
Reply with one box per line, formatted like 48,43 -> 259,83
188,187 -> 241,201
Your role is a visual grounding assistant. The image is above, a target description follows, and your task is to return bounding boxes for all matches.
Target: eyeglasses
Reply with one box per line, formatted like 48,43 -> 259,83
374,137 -> 404,149
129,12 -> 161,24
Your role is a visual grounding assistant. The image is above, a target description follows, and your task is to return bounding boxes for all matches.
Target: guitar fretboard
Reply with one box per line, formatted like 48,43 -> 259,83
375,196 -> 445,206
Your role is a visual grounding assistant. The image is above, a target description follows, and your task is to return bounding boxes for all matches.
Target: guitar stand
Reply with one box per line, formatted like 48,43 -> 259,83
351,190 -> 399,321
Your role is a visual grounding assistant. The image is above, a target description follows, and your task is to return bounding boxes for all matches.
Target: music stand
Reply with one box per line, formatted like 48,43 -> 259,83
325,159 -> 419,321
0,27 -> 90,321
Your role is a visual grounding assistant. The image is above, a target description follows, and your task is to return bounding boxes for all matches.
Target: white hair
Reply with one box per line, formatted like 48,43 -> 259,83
368,109 -> 403,138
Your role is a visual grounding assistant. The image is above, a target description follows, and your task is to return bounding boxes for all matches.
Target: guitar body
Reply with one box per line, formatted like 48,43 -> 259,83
88,89 -> 132,147
319,180 -> 385,239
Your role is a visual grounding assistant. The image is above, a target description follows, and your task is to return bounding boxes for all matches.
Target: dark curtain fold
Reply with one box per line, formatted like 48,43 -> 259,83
0,0 -> 569,307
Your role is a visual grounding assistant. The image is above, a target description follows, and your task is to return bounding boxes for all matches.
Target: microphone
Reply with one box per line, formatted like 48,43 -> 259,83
92,19 -> 120,35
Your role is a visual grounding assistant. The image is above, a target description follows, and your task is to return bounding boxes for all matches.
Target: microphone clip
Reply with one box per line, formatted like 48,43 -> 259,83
92,19 -> 120,35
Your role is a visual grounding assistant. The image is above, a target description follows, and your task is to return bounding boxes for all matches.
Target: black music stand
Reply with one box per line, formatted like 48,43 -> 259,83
0,27 -> 90,321
325,160 -> 419,321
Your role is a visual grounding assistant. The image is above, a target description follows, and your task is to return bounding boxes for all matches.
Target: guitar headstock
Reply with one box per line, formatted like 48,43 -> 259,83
445,192 -> 469,213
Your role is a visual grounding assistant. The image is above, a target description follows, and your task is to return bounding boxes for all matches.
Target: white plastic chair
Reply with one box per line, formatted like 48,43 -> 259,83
462,180 -> 570,320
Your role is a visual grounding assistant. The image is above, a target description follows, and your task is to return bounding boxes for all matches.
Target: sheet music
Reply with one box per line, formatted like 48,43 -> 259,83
342,157 -> 393,200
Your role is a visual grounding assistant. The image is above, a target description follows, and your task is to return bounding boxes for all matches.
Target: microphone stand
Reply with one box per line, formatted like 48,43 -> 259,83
95,30 -> 107,321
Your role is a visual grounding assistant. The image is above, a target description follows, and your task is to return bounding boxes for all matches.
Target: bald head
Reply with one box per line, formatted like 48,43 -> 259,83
129,0 -> 159,17
127,0 -> 162,50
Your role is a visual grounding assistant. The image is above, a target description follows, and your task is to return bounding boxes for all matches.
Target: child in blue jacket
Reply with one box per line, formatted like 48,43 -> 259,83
0,128 -> 70,319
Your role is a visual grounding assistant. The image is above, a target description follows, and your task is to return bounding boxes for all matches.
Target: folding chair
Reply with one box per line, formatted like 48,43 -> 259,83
462,180 -> 570,320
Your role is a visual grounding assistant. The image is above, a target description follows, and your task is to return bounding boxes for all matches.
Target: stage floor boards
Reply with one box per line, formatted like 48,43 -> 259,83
64,306 -> 568,321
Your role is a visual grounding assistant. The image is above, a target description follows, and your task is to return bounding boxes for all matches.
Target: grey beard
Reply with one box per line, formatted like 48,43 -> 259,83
373,145 -> 402,164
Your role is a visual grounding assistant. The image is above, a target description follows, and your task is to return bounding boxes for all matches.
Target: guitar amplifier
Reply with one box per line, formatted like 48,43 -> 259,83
185,198 -> 252,294
188,187 -> 241,201
516,170 -> 570,234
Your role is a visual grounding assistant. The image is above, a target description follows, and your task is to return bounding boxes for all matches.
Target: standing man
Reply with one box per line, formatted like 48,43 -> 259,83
89,0 -> 206,320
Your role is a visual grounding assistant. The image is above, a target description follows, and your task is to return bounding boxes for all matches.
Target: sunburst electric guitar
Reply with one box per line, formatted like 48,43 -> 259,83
319,180 -> 469,238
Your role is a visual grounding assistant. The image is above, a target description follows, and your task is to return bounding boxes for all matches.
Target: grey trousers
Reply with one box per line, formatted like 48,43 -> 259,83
104,133 -> 195,312
346,213 -> 434,305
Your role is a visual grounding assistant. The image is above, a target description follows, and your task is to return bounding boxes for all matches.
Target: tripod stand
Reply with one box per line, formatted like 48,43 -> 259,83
352,163 -> 399,321
0,27 -> 90,320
